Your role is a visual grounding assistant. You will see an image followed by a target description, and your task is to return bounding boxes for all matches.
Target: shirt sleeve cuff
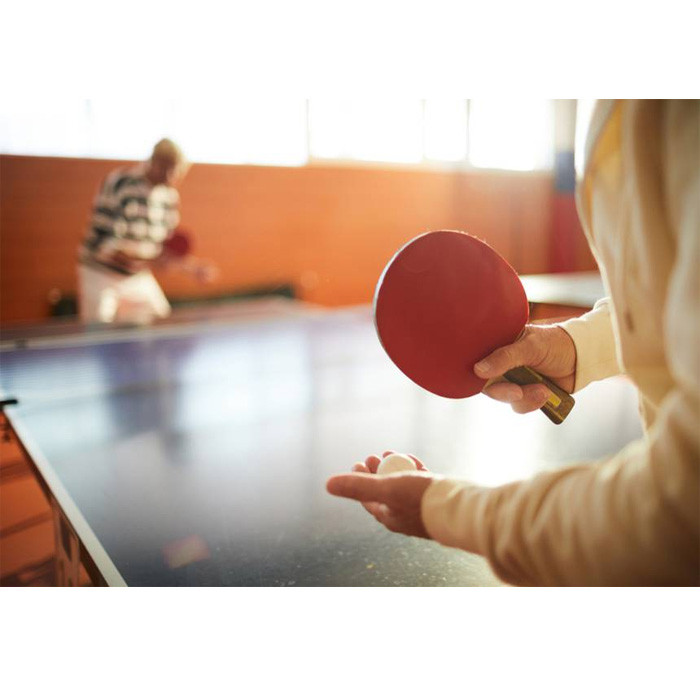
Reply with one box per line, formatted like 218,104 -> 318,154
421,478 -> 494,555
559,298 -> 621,392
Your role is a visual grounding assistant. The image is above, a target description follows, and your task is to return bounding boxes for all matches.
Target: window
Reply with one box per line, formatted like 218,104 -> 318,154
308,100 -> 423,163
166,100 -> 308,167
0,100 -> 91,158
424,99 -> 468,162
0,100 -> 308,167
0,99 -> 555,171
87,101 -> 172,160
468,99 -> 554,171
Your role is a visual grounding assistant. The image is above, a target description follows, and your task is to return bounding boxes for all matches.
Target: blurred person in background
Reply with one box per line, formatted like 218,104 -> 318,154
327,100 -> 699,586
78,138 -> 214,324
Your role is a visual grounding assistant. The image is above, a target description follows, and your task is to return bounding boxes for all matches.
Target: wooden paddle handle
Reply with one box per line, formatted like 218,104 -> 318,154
503,366 -> 575,425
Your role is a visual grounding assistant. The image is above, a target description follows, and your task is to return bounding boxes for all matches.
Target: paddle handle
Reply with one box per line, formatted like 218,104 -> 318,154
503,366 -> 575,425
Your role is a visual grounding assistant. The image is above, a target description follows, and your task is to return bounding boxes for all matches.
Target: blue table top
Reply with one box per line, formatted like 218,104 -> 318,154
0,305 -> 642,586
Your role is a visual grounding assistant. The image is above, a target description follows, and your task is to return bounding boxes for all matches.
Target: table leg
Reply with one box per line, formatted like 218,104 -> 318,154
52,499 -> 81,587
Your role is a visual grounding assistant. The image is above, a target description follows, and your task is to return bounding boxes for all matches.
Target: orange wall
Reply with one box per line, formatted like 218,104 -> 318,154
0,154 -> 593,324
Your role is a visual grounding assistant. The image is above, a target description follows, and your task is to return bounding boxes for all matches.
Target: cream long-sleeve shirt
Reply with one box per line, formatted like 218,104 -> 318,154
421,100 -> 699,585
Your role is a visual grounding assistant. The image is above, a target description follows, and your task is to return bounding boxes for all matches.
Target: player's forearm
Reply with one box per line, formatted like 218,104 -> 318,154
421,397 -> 699,586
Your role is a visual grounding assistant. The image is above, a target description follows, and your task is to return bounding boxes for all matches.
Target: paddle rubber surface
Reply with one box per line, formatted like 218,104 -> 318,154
374,230 -> 529,399
162,229 -> 192,257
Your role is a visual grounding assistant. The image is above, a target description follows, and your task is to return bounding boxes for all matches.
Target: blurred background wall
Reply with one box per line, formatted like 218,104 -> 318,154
0,99 -> 597,323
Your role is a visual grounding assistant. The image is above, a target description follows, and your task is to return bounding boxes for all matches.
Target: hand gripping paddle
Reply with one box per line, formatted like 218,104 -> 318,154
373,230 -> 575,424
161,228 -> 193,258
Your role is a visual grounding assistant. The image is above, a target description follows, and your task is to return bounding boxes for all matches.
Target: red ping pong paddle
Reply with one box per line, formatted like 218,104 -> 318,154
161,228 -> 192,258
373,230 -> 575,424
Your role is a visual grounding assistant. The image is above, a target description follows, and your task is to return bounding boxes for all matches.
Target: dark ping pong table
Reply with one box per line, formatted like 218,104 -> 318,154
0,298 -> 643,586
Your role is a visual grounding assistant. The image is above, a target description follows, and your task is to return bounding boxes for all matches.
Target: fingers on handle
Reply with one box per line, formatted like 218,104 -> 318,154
483,380 -> 551,412
482,381 -> 524,403
510,384 -> 552,413
475,336 -> 537,379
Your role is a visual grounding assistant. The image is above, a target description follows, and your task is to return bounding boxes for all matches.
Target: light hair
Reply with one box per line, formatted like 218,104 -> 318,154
150,138 -> 185,165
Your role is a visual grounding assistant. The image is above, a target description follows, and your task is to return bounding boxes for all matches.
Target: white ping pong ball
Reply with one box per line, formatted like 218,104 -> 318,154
376,453 -> 417,475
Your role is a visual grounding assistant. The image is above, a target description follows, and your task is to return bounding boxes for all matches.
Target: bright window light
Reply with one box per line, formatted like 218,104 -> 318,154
0,101 -> 91,157
1,99 -> 556,172
468,99 -> 554,171
424,99 -> 468,161
87,100 -> 172,160
308,100 -> 352,159
309,100 -> 423,164
234,99 -> 308,166
167,99 -> 308,166
165,101 -> 244,164
0,100 -> 308,166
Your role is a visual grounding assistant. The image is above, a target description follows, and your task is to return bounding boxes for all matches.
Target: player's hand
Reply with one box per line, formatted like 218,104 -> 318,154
326,451 -> 434,539
104,250 -> 148,272
474,323 -> 576,414
193,261 -> 218,284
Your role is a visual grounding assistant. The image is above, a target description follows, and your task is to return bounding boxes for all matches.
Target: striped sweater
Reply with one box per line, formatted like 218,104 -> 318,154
80,164 -> 180,275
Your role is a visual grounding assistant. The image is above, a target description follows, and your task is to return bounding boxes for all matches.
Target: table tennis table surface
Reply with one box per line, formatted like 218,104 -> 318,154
0,297 -> 643,586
